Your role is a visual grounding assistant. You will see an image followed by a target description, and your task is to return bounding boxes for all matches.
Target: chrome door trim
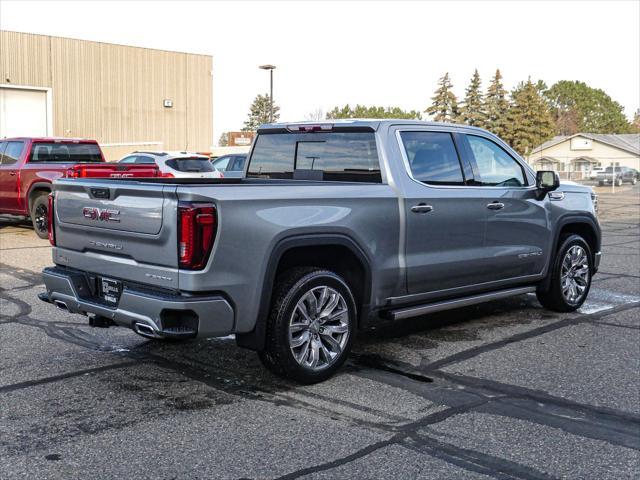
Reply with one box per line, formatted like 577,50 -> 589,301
385,273 -> 544,307
388,286 -> 536,321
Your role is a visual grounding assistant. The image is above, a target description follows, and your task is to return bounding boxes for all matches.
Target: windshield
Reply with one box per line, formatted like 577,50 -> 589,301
29,142 -> 103,162
165,158 -> 215,172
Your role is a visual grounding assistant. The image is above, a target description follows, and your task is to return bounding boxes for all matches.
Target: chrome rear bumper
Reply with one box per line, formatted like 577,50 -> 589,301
41,266 -> 234,338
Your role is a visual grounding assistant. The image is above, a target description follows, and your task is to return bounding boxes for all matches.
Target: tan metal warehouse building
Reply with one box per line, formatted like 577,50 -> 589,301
0,30 -> 213,160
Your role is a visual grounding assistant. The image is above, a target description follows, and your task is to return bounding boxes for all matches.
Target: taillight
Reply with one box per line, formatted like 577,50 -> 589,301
178,202 -> 216,269
66,167 -> 80,178
160,172 -> 175,178
47,193 -> 55,246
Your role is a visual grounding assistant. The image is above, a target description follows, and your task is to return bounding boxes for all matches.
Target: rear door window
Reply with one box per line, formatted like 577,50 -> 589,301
212,156 -> 231,171
247,131 -> 381,182
399,131 -> 464,185
465,135 -> 526,187
229,155 -> 246,171
1,141 -> 25,165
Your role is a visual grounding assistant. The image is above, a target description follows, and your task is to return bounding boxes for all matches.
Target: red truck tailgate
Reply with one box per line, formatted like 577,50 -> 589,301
67,163 -> 161,178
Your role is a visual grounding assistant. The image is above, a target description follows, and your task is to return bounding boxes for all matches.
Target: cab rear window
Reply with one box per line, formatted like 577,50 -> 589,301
29,143 -> 103,162
247,132 -> 381,182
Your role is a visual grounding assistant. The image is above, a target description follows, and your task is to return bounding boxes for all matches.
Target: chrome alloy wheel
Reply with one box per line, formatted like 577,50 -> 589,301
561,245 -> 590,304
288,286 -> 350,371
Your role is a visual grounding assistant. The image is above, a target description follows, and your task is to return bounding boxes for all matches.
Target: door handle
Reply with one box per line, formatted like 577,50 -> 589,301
411,204 -> 433,213
487,202 -> 505,210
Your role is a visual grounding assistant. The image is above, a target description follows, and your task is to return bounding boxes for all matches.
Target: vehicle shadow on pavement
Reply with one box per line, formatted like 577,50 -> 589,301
118,294 -> 549,392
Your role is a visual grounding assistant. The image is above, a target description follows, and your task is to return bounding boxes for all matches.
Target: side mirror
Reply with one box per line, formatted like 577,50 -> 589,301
536,170 -> 560,192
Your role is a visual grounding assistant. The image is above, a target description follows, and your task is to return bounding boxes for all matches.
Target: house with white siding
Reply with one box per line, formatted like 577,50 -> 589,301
527,133 -> 639,180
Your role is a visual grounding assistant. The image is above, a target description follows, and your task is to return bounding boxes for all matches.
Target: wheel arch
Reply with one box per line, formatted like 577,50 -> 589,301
27,182 -> 52,213
236,234 -> 373,351
540,215 -> 601,291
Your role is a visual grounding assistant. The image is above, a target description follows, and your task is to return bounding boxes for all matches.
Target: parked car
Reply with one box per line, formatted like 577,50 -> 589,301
211,154 -> 246,178
0,137 -> 105,238
588,167 -> 605,180
597,166 -> 638,186
119,151 -> 223,179
41,120 -> 601,383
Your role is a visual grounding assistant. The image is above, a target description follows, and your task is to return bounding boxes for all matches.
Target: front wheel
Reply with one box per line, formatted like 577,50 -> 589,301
30,193 -> 50,239
631,177 -> 637,185
616,178 -> 623,186
537,234 -> 592,312
258,267 -> 357,384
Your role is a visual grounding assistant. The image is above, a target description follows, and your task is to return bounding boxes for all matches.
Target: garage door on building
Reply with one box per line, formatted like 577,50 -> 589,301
0,87 -> 50,138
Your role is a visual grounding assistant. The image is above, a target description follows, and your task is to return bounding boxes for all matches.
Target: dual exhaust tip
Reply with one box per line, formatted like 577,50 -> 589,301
54,300 -> 68,311
48,296 -> 160,340
133,322 -> 162,339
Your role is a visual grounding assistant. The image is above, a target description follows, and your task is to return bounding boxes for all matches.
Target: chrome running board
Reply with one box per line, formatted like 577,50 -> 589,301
387,286 -> 536,321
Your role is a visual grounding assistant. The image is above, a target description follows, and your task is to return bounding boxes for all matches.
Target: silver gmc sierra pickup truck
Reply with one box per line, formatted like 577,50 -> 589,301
41,120 -> 601,383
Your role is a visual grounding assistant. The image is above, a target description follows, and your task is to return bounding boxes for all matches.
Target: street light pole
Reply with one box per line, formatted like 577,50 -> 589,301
259,64 -> 276,123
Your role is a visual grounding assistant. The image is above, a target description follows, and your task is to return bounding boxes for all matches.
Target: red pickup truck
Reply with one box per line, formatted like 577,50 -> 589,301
0,137 -> 187,238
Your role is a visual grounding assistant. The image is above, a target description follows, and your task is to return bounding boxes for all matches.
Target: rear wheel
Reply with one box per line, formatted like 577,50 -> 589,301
537,234 -> 592,312
258,267 -> 356,384
30,193 -> 50,239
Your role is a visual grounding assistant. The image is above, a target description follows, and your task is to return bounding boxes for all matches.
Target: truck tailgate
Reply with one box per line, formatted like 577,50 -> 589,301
52,179 -> 180,289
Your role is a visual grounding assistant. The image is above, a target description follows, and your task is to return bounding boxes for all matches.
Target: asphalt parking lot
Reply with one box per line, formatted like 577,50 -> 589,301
1,185 -> 639,479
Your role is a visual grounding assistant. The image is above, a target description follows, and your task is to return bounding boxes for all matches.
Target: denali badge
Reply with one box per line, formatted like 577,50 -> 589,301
145,273 -> 173,281
89,240 -> 123,250
83,207 -> 121,222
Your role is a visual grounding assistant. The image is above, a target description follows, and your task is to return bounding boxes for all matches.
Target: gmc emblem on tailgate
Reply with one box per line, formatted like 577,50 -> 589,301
82,207 -> 121,223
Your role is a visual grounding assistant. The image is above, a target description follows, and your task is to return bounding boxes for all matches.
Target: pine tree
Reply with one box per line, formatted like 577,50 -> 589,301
504,79 -> 555,156
631,108 -> 640,133
426,73 -> 458,122
326,104 -> 421,120
242,94 -> 280,131
458,69 -> 485,127
484,69 -> 509,138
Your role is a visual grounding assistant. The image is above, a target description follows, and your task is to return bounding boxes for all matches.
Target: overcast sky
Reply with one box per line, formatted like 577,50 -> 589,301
2,0 -> 639,143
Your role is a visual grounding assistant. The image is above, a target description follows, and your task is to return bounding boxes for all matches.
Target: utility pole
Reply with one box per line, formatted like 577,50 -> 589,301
611,162 -> 615,194
259,64 -> 276,123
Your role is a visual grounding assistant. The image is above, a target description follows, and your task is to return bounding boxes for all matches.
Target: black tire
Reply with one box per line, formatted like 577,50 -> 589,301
616,178 -> 622,187
30,193 -> 50,239
258,267 -> 357,384
536,234 -> 593,312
